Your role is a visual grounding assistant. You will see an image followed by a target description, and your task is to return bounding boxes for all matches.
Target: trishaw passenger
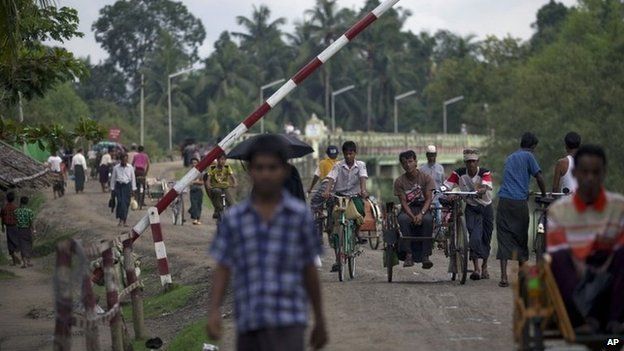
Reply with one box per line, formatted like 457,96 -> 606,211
323,141 -> 369,272
547,145 -> 624,334
443,149 -> 494,280
393,150 -> 435,269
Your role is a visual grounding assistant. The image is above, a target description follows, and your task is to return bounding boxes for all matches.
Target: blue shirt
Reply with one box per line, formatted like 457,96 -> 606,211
498,149 -> 541,200
209,191 -> 322,333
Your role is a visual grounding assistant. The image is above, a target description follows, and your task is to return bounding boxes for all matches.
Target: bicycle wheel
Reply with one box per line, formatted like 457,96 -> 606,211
336,228 -> 345,282
348,225 -> 356,279
369,235 -> 380,250
534,213 -> 546,263
386,245 -> 394,283
455,215 -> 469,285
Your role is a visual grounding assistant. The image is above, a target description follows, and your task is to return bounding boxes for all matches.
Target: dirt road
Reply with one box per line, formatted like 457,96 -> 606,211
0,161 -> 516,351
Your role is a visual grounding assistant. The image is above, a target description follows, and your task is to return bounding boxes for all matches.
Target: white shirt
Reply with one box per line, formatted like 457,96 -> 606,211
110,164 -> 137,191
560,155 -> 578,193
47,156 -> 62,172
71,153 -> 88,171
326,160 -> 368,196
100,153 -> 112,166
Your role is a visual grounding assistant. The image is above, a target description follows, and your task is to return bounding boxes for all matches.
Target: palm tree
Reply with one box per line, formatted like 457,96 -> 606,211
232,5 -> 288,81
306,0 -> 352,119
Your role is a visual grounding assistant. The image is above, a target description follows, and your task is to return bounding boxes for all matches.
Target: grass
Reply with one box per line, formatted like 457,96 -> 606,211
168,318 -> 218,351
0,269 -> 18,280
122,284 -> 198,319
32,230 -> 75,257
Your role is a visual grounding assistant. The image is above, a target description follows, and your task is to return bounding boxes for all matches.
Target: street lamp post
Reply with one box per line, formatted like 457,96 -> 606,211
260,79 -> 286,133
168,67 -> 198,152
331,84 -> 355,133
140,73 -> 145,146
443,95 -> 464,135
393,90 -> 417,134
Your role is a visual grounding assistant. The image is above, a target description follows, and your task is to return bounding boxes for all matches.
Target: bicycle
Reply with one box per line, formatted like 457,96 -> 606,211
136,175 -> 147,209
438,188 -> 478,285
530,190 -> 569,263
331,194 -> 361,282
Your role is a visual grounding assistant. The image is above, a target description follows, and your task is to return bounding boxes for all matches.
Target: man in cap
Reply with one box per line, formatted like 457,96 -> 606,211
419,145 -> 445,190
444,149 -> 494,280
307,145 -> 340,194
419,145 -> 445,228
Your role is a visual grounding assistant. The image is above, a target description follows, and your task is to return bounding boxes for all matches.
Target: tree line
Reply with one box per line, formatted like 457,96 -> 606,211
1,0 -> 623,190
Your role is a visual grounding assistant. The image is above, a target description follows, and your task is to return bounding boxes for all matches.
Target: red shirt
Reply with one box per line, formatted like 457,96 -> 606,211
1,203 -> 18,226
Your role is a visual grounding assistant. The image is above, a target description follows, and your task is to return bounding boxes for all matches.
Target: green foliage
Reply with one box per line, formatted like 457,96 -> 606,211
92,0 -> 206,86
168,318 -> 217,351
486,0 -> 624,192
0,1 -> 86,105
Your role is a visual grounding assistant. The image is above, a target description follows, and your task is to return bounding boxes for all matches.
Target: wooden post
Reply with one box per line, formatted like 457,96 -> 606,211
103,248 -> 124,351
53,240 -> 73,351
82,272 -> 100,351
122,239 -> 146,340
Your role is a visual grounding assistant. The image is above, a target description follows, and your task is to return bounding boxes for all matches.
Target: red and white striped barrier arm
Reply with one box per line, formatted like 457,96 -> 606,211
148,207 -> 172,286
128,0 -> 401,243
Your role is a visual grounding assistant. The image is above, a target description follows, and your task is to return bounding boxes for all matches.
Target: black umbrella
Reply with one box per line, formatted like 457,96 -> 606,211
227,134 -> 314,160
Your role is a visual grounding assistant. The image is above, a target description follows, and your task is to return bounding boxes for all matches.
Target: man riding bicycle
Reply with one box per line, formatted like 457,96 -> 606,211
547,145 -> 624,334
307,145 -> 339,195
443,149 -> 493,280
205,154 -> 237,219
393,150 -> 435,268
322,141 -> 368,272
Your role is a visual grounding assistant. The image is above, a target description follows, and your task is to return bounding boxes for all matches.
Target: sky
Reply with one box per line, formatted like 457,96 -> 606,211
55,0 -> 579,63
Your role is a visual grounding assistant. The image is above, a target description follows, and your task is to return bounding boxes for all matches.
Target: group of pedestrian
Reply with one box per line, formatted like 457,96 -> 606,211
1,193 -> 35,268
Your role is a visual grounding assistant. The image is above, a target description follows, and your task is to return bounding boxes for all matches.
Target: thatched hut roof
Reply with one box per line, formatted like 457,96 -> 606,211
0,141 -> 55,191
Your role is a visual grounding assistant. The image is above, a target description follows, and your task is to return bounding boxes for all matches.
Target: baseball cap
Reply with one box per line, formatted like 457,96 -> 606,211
326,145 -> 339,157
463,148 -> 479,161
426,145 -> 437,154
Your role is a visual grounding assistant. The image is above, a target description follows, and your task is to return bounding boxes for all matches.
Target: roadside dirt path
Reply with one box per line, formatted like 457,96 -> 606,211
1,161 -> 518,351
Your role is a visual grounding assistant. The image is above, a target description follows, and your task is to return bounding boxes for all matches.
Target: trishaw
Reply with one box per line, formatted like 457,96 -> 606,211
530,192 -> 569,263
513,255 -> 623,351
383,190 -> 477,284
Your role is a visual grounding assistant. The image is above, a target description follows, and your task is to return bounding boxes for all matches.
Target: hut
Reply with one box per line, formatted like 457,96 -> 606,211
0,141 -> 55,191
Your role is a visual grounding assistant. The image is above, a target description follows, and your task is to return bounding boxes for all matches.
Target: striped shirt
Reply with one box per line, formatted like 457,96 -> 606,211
547,189 -> 624,260
444,167 -> 493,206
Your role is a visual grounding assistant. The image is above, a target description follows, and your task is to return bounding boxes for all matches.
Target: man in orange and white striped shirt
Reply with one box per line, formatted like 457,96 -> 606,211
547,145 -> 624,334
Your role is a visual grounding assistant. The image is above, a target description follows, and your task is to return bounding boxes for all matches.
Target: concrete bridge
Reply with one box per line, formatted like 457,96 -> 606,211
240,130 -> 489,181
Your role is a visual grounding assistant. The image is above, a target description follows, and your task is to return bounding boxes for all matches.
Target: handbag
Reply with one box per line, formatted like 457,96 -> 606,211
130,197 -> 139,211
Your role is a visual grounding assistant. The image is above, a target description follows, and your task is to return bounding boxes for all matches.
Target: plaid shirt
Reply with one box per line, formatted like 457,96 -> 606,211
209,191 -> 322,333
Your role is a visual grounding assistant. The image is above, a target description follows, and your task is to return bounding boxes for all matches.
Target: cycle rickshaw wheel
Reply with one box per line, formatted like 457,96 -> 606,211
386,245 -> 394,283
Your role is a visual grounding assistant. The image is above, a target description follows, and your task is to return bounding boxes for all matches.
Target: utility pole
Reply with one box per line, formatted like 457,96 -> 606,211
140,74 -> 145,146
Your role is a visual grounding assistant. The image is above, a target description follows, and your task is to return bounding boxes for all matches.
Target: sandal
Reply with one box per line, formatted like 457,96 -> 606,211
498,280 -> 509,288
470,272 -> 481,281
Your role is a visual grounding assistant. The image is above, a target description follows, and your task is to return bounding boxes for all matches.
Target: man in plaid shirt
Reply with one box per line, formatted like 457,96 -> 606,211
207,135 -> 327,351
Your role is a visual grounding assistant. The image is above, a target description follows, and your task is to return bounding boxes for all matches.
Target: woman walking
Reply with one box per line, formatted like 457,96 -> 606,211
98,147 -> 113,192
14,196 -> 35,268
110,154 -> 137,227
188,158 -> 204,225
